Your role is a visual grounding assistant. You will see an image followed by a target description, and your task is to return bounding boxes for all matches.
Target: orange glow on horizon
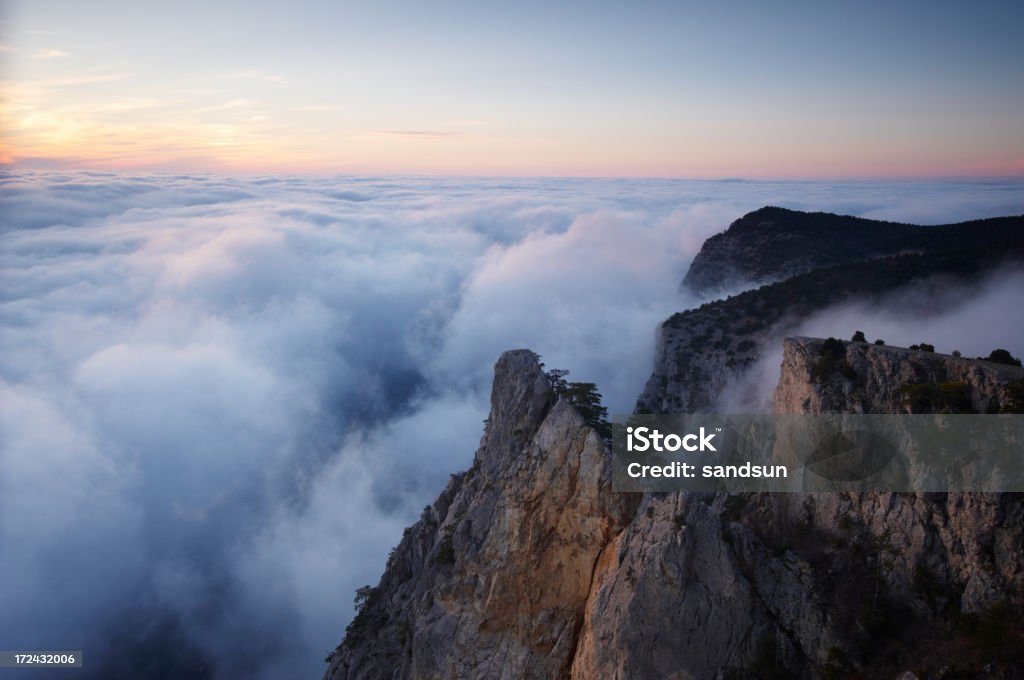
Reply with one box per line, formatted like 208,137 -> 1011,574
3,78 -> 1023,179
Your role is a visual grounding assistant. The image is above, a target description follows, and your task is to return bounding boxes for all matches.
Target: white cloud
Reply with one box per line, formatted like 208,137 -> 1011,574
31,48 -> 70,59
1,171 -> 1022,677
716,268 -> 1024,413
222,70 -> 288,85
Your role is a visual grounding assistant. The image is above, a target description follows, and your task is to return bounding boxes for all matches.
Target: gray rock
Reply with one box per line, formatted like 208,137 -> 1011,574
324,350 -> 637,680
327,341 -> 1024,679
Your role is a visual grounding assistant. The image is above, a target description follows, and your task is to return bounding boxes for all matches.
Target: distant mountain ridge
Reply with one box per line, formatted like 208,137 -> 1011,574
640,233 -> 1024,413
683,206 -> 1024,295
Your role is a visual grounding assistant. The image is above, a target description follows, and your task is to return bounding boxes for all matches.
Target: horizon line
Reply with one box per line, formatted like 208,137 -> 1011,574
4,163 -> 1024,184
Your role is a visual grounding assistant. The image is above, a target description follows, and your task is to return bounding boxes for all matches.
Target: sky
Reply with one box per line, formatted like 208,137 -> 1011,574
2,0 -> 1023,177
2,173 -> 1023,678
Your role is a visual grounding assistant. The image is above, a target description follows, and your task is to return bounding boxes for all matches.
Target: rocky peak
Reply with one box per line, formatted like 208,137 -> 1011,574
477,349 -> 554,475
324,350 -> 637,680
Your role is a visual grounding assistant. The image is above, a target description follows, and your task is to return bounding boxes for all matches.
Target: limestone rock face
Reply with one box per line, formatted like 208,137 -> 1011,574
635,297 -> 782,414
581,340 -> 1024,679
775,337 -> 1024,415
771,336 -> 1024,617
328,342 -> 1024,679
570,491 -> 841,680
324,350 -> 637,680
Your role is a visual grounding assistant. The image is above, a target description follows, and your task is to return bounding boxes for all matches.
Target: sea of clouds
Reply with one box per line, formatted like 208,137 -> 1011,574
1,171 -> 1023,678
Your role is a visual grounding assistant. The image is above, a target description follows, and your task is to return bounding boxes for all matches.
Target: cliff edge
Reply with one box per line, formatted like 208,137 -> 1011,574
329,341 -> 1024,679
324,350 -> 637,680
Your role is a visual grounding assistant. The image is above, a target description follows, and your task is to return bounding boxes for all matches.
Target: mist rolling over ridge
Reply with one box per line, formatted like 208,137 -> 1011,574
2,172 -> 1024,678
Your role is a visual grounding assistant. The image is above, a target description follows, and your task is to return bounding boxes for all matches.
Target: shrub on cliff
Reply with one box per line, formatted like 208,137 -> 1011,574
1004,380 -> 1024,413
560,381 -> 611,438
820,337 -> 846,357
545,368 -> 611,438
898,381 -> 973,413
984,348 -> 1023,366
813,338 -> 857,382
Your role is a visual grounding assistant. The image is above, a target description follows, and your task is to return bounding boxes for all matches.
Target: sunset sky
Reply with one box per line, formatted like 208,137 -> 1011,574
2,0 -> 1023,177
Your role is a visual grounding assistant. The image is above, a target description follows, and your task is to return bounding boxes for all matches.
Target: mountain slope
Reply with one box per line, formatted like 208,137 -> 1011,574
640,235 -> 1024,414
682,206 -> 1024,295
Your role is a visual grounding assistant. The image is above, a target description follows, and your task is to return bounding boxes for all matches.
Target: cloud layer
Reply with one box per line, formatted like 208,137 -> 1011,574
1,171 -> 1022,678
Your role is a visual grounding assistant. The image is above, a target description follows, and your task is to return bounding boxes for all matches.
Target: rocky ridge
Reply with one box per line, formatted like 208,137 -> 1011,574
328,341 -> 1024,679
572,339 -> 1024,679
682,207 -> 1024,296
639,235 -> 1024,414
776,337 -> 1024,414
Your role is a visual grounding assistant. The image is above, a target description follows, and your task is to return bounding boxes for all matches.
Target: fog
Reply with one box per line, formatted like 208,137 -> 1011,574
718,268 -> 1024,413
1,171 -> 1022,678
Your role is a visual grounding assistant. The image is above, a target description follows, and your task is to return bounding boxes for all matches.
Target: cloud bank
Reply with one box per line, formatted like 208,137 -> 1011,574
1,171 -> 1022,678
716,268 -> 1024,414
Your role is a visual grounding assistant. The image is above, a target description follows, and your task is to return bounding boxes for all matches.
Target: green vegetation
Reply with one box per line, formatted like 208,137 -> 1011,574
685,209 -> 1024,295
353,585 -> 376,611
874,339 -> 885,345
433,534 -> 456,566
736,338 -> 756,352
821,337 -> 846,356
1004,380 -> 1024,413
343,584 -> 381,646
546,368 -> 611,438
898,381 -> 973,413
851,330 -> 866,342
984,348 -> 1023,366
663,236 -> 1024,416
813,337 -> 857,382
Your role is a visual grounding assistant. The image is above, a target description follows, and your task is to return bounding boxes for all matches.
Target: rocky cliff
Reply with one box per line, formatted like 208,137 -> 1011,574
639,235 -> 1024,414
576,340 -> 1024,679
682,207 -> 1024,296
324,350 -> 637,680
328,205 -> 1024,679
328,342 -> 1024,680
776,337 -> 1024,415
